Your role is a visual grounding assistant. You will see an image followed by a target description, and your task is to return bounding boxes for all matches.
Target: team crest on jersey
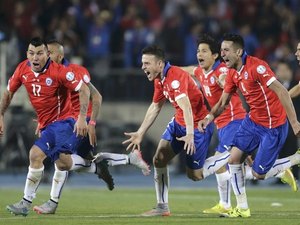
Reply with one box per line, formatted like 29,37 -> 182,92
171,80 -> 180,89
83,74 -> 90,83
244,72 -> 248,80
219,67 -> 228,74
46,77 -> 53,86
257,65 -> 266,74
210,76 -> 215,84
66,72 -> 75,81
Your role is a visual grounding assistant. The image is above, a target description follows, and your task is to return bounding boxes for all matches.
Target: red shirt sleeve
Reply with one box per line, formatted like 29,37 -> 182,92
251,60 -> 276,86
58,64 -> 83,91
7,63 -> 23,93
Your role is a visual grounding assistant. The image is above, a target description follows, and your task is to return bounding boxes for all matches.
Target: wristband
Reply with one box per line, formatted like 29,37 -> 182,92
89,120 -> 96,126
205,114 -> 214,122
186,125 -> 194,135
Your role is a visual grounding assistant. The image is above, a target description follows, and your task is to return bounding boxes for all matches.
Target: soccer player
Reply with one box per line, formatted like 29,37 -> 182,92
181,35 -> 297,214
199,33 -> 300,217
123,45 -> 232,217
32,40 -> 150,214
0,37 -> 111,217
181,34 -> 246,214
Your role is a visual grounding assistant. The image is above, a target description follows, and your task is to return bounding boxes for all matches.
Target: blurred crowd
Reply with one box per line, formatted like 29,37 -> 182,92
1,0 -> 300,80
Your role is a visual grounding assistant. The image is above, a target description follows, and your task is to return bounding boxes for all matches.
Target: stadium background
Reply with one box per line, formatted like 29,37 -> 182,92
0,0 -> 300,182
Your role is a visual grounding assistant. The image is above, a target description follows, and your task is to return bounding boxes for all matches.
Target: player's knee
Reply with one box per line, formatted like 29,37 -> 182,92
29,146 -> 46,168
55,160 -> 69,171
153,155 -> 167,167
187,172 -> 203,181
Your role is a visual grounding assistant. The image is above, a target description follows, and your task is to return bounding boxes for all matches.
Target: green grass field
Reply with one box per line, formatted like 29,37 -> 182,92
0,187 -> 299,225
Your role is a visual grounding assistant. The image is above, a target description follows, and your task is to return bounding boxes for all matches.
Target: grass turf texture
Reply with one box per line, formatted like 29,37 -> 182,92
0,187 -> 299,225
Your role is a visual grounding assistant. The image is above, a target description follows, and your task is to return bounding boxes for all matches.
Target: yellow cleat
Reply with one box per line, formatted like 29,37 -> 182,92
220,207 -> 251,218
280,168 -> 298,192
203,203 -> 232,214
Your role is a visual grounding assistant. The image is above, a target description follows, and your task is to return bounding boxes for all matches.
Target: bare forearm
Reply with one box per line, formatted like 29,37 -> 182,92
78,84 -> 90,117
206,92 -> 231,122
0,90 -> 13,116
289,84 -> 300,98
138,101 -> 164,136
88,83 -> 102,121
177,96 -> 194,134
278,88 -> 298,124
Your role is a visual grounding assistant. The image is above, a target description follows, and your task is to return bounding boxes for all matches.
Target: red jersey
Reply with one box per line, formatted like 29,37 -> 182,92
194,61 -> 246,129
7,59 -> 83,129
62,59 -> 92,118
224,54 -> 286,128
153,62 -> 208,127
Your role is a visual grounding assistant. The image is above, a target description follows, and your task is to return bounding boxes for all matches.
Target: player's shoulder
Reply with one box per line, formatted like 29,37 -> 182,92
246,55 -> 271,75
69,63 -> 90,82
246,55 -> 269,67
194,65 -> 203,75
16,59 -> 31,70
169,65 -> 190,77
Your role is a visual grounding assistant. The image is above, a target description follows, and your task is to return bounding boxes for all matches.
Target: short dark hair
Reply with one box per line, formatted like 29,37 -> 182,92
46,38 -> 63,46
222,33 -> 244,49
29,37 -> 46,47
142,45 -> 165,61
197,34 -> 220,55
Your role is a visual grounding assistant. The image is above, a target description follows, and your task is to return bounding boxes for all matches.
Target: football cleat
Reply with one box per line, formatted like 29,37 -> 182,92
141,203 -> 170,217
33,199 -> 58,214
129,150 -> 151,176
6,199 -> 31,216
220,207 -> 251,218
96,160 -> 114,191
203,203 -> 232,214
280,168 -> 298,192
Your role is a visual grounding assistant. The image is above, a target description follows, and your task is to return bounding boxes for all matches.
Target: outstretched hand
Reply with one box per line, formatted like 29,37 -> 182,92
176,134 -> 195,155
122,131 -> 142,152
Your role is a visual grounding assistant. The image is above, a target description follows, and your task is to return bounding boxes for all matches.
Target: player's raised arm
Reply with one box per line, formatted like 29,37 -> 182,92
123,100 -> 165,151
0,90 -> 15,136
289,83 -> 300,98
198,91 -> 232,132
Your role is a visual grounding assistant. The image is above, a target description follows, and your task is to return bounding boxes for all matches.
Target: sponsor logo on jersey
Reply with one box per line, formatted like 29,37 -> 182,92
171,80 -> 180,89
257,65 -> 266,74
22,75 -> 28,81
66,72 -> 75,81
83,74 -> 90,83
46,77 -> 53,86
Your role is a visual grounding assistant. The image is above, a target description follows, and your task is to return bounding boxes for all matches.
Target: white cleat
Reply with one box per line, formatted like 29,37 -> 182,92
129,150 -> 151,176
